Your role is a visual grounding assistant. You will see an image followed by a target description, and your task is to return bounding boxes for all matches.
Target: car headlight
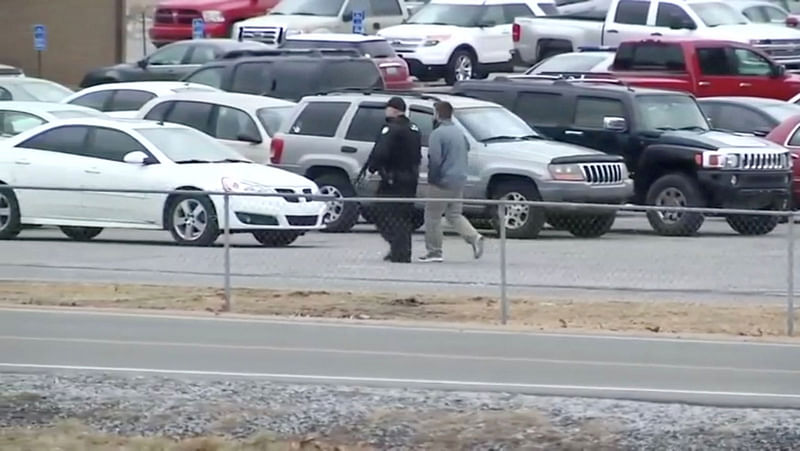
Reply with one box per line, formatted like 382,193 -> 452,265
202,10 -> 225,23
548,163 -> 585,181
221,177 -> 271,193
423,35 -> 450,47
696,151 -> 740,169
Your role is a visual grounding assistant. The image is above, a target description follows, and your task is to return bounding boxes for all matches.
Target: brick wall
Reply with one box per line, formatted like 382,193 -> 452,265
0,0 -> 125,87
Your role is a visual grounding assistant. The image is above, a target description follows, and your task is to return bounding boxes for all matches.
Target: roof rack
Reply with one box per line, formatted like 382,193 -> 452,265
315,87 -> 446,102
221,48 -> 362,60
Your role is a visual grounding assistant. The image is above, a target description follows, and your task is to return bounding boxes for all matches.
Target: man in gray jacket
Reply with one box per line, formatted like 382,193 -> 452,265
418,101 -> 484,263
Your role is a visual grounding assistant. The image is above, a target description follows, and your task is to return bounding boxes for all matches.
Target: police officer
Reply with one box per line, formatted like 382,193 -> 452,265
366,96 -> 422,263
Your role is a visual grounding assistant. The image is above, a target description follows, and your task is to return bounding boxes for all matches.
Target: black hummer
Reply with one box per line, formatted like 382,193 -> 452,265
451,77 -> 792,236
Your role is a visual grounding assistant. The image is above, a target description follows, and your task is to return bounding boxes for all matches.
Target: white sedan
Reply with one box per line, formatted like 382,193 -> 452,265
0,118 -> 326,246
62,81 -> 221,119
136,92 -> 296,164
0,102 -> 106,137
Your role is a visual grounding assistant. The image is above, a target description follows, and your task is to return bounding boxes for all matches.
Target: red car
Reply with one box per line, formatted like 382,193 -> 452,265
277,34 -> 414,90
766,115 -> 800,205
149,0 -> 278,47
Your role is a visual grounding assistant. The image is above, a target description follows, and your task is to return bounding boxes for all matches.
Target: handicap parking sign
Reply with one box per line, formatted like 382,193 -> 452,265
33,24 -> 47,51
192,18 -> 205,39
352,10 -> 365,35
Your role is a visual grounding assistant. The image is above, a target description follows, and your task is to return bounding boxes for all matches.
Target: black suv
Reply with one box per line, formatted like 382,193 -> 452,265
452,77 -> 792,236
181,49 -> 385,101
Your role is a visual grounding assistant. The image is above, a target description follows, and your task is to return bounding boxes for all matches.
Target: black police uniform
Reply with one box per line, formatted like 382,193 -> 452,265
366,115 -> 422,262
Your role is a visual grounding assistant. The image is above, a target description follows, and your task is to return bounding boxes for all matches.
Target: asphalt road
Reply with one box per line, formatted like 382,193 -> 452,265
2,307 -> 799,408
0,216 -> 793,303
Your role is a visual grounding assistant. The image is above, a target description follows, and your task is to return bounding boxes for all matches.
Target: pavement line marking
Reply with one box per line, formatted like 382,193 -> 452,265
2,362 -> 800,400
3,335 -> 796,375
2,306 -> 799,348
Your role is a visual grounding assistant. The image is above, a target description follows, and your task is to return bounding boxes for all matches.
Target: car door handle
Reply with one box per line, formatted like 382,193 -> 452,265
564,130 -> 584,136
651,32 -> 662,36
739,82 -> 752,87
85,168 -> 101,174
14,159 -> 30,165
341,146 -> 358,153
698,81 -> 711,86
606,29 -> 618,34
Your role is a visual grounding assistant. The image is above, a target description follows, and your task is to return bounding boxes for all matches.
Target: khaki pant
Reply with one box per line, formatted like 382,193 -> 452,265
424,185 -> 480,257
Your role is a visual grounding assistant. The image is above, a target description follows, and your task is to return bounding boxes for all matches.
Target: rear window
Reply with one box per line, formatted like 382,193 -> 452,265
289,102 -> 350,137
320,60 -> 383,91
613,43 -> 686,71
537,3 -> 559,15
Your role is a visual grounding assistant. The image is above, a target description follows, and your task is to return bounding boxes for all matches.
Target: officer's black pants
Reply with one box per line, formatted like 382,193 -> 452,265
373,200 -> 415,263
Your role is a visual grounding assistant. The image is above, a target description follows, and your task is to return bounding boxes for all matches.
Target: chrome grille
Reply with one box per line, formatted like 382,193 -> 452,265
751,40 -> 800,66
580,163 -> 625,185
238,26 -> 282,44
741,152 -> 790,170
154,8 -> 201,25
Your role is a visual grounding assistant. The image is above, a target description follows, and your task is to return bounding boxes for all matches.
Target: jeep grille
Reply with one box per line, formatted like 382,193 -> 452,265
580,163 -> 625,185
239,26 -> 282,45
741,152 -> 790,170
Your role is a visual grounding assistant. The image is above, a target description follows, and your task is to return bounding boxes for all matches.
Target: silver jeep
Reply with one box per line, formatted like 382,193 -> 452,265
270,92 -> 634,238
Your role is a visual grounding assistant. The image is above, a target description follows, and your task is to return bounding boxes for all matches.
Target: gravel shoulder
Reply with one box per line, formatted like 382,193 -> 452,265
2,373 -> 799,450
0,281 -> 794,338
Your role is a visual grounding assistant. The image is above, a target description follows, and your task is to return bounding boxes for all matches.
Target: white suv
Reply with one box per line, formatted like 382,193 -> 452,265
378,0 -> 558,84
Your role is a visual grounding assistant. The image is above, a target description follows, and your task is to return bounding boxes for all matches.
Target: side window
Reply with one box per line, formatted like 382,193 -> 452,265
742,6 -> 768,22
271,61 -> 318,100
187,46 -> 218,65
68,91 -> 112,110
213,105 -> 260,141
231,62 -> 273,95
733,48 -> 773,76
108,90 -> 157,112
655,3 -> 694,27
142,101 -> 174,122
164,101 -> 214,134
89,127 -> 149,162
289,102 -> 350,137
614,0 -> 649,25
0,87 -> 11,101
715,105 -> 771,132
370,0 -> 402,15
514,92 -> 565,126
573,97 -> 625,129
617,43 -> 685,71
147,45 -> 189,66
345,106 -> 386,142
185,67 -> 225,89
479,5 -> 506,25
696,47 -> 735,75
765,6 -> 789,21
789,127 -> 800,147
503,4 -> 535,22
17,126 -> 90,156
408,109 -> 433,147
0,111 -> 45,136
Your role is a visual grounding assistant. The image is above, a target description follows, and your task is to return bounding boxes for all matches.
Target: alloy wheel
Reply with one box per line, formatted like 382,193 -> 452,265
500,192 -> 529,230
319,185 -> 344,225
455,55 -> 473,81
0,193 -> 10,232
172,198 -> 208,241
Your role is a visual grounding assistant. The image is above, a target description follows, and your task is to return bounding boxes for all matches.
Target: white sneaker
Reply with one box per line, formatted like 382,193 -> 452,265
472,236 -> 484,259
418,254 -> 443,263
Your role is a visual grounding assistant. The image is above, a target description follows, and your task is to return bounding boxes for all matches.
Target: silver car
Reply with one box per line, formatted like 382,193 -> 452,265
270,92 -> 633,238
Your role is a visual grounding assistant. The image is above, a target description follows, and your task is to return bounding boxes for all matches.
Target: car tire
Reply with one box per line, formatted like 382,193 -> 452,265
0,188 -> 21,240
725,214 -> 780,236
166,194 -> 219,246
60,226 -> 103,241
490,180 -> 546,239
645,173 -> 705,236
252,230 -> 301,247
565,213 -> 616,238
445,50 -> 475,85
314,173 -> 359,233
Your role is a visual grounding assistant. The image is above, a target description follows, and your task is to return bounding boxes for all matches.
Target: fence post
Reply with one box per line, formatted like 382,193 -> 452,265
499,202 -> 508,325
788,210 -> 795,336
222,192 -> 231,312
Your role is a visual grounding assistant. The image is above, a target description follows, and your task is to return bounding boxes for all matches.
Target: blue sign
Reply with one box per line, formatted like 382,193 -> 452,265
352,10 -> 365,35
192,18 -> 205,39
33,24 -> 46,51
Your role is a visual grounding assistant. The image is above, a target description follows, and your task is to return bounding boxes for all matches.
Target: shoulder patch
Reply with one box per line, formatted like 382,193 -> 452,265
410,124 -> 419,131
381,126 -> 390,135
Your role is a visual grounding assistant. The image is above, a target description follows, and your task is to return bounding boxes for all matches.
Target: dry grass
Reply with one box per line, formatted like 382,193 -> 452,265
0,281 -> 795,338
0,421 -> 368,451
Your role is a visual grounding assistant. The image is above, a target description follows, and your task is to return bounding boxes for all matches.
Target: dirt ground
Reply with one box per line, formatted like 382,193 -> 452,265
0,281 -> 795,338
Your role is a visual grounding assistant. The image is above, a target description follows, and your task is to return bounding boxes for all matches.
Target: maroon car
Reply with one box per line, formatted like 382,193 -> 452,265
766,115 -> 800,205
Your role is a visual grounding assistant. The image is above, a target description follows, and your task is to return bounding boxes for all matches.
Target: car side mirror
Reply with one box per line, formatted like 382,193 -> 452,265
238,132 -> 263,144
137,59 -> 148,69
603,116 -> 627,132
753,126 -> 772,137
123,151 -> 156,165
342,11 -> 353,22
772,64 -> 786,78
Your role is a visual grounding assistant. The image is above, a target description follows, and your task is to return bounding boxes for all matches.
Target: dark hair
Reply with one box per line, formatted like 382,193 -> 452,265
434,101 -> 453,120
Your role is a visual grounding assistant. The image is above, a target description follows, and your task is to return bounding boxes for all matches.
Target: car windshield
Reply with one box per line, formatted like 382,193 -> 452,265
454,107 -> 542,142
48,110 -> 104,119
256,106 -> 294,136
270,0 -> 345,16
637,94 -> 710,132
763,104 -> 800,122
408,4 -> 483,26
690,2 -> 749,26
137,127 -> 249,163
2,81 -> 73,102
527,53 -> 614,74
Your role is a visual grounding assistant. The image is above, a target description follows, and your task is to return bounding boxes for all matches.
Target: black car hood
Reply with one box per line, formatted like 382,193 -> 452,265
656,130 -> 784,151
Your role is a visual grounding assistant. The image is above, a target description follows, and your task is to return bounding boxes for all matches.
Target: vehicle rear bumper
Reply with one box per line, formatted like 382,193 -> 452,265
148,22 -> 229,45
698,170 -> 791,209
538,179 -> 634,207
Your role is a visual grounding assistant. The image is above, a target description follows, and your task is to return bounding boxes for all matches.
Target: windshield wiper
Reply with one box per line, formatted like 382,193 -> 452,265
677,126 -> 708,131
214,158 -> 252,164
174,159 -> 212,164
480,135 -> 543,143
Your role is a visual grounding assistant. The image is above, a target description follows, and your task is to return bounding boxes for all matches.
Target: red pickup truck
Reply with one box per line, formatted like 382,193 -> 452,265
601,38 -> 800,100
149,0 -> 278,47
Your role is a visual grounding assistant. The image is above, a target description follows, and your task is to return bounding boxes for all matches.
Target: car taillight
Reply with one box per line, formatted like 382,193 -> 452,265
270,137 -> 284,164
788,16 -> 799,27
512,23 -> 521,42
